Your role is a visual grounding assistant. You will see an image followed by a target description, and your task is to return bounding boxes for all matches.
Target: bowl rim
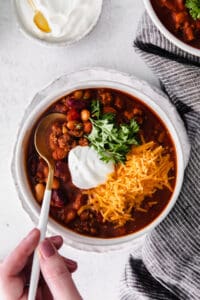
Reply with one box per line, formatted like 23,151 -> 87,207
12,68 -> 187,251
143,0 -> 200,57
11,0 -> 103,47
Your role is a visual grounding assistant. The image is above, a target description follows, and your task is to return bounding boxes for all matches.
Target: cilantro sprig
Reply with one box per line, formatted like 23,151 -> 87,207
91,99 -> 101,119
87,100 -> 140,163
186,0 -> 200,20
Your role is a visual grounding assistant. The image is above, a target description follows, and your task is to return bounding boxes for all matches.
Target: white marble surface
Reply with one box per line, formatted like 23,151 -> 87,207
0,1 -> 159,299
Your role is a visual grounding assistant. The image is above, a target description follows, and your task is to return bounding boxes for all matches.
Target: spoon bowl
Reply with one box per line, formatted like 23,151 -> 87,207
28,113 -> 66,300
28,0 -> 51,33
34,113 -> 66,178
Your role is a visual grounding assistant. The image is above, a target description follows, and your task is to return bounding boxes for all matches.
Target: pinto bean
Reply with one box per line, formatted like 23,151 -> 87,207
83,90 -> 91,100
161,0 -> 176,11
83,121 -> 92,134
176,0 -> 184,10
73,90 -> 83,100
133,108 -> 142,116
114,96 -> 124,110
54,103 -> 68,113
103,106 -> 116,114
184,24 -> 195,41
81,109 -> 90,121
43,166 -> 49,177
45,177 -> 60,189
72,192 -> 83,210
80,211 -> 90,221
158,132 -> 165,143
35,183 -> 45,203
67,121 -> 77,130
65,208 -> 77,224
98,90 -> 112,105
62,125 -> 68,134
124,110 -> 134,120
52,178 -> 60,189
172,12 -> 187,29
79,137 -> 89,146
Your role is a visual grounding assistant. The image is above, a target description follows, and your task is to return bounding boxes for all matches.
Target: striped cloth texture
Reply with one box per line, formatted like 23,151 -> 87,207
120,13 -> 200,300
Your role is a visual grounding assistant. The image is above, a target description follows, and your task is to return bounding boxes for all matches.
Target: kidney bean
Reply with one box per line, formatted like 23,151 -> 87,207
51,190 -> 66,208
66,109 -> 80,121
55,161 -> 71,182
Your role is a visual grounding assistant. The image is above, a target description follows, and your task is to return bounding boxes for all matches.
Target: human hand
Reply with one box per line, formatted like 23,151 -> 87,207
0,228 -> 82,300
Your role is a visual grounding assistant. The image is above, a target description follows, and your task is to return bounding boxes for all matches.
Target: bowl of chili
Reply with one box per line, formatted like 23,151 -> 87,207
144,0 -> 200,57
12,68 -> 189,251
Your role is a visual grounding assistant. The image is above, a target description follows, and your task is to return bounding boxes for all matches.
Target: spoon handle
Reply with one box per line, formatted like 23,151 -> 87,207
28,0 -> 36,11
28,168 -> 54,300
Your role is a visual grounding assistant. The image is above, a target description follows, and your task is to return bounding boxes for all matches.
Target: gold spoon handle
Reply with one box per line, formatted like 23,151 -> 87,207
28,0 -> 37,11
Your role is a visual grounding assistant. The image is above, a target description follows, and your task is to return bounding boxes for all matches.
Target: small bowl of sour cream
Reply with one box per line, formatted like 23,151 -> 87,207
13,0 -> 103,46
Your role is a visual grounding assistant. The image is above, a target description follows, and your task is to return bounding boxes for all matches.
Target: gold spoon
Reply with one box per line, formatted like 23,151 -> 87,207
28,113 -> 66,300
28,0 -> 51,33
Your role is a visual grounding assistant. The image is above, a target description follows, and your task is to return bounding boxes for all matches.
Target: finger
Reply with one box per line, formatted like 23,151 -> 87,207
63,258 -> 77,273
24,235 -> 63,272
23,236 -> 68,285
49,235 -> 63,249
20,286 -> 43,300
39,239 -> 82,300
45,236 -> 77,272
3,228 -> 40,276
41,284 -> 53,300
39,256 -> 77,291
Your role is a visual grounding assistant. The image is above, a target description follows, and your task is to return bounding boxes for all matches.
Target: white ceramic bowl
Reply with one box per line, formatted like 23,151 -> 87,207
12,68 -> 190,252
143,0 -> 200,57
12,0 -> 103,47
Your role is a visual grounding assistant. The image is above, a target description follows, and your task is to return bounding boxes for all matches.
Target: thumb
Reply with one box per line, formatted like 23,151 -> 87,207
38,239 -> 82,300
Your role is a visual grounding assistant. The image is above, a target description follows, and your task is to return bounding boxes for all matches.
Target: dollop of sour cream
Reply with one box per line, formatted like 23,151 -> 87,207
68,146 -> 114,189
16,0 -> 102,42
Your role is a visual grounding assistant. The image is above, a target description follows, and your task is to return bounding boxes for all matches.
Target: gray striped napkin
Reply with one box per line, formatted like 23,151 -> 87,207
120,13 -> 200,300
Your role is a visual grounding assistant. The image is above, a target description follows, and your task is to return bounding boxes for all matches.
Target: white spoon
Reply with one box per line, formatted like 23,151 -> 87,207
28,113 -> 66,300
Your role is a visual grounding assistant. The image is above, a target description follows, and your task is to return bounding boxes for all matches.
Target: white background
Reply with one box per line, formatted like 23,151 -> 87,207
0,1 -> 159,299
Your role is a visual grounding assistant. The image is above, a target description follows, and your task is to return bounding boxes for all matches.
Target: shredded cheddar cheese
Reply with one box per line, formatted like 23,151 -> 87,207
82,142 -> 174,227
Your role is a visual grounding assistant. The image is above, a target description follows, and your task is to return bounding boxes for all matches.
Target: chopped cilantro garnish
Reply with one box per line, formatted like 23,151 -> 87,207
87,100 -> 140,163
186,0 -> 200,20
91,99 -> 101,119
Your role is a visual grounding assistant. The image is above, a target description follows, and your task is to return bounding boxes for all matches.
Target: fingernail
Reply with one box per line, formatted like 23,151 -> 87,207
39,239 -> 55,258
50,235 -> 63,244
66,258 -> 77,267
26,228 -> 39,241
